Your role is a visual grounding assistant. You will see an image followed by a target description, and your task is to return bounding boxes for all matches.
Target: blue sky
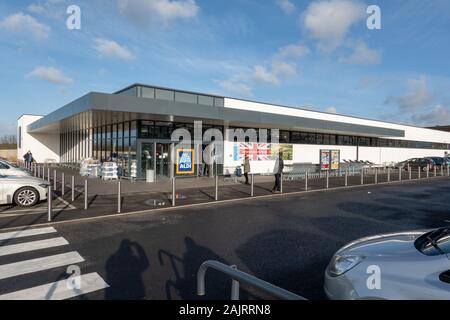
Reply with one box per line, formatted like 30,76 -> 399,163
1,0 -> 450,135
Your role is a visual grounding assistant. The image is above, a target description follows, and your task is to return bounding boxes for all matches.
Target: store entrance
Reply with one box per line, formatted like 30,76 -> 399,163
139,141 -> 173,181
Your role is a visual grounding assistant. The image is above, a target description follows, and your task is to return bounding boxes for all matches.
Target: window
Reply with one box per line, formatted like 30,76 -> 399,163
141,87 -> 155,99
199,95 -> 214,106
175,92 -> 198,104
155,89 -> 175,101
214,97 -> 224,107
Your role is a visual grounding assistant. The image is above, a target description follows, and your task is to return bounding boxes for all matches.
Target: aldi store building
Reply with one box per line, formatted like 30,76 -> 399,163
17,84 -> 450,181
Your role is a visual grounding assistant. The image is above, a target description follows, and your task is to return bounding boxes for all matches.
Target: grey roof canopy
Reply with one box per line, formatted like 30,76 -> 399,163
27,88 -> 405,138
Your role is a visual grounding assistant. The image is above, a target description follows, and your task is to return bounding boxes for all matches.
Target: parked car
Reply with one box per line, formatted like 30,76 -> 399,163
324,227 -> 450,300
0,160 -> 32,177
403,158 -> 435,171
426,157 -> 446,169
0,175 -> 49,207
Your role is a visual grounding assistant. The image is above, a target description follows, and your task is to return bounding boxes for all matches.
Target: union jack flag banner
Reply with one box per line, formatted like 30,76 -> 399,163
233,143 -> 272,161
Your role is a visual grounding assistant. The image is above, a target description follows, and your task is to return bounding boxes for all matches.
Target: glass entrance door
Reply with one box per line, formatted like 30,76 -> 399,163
140,141 -> 173,181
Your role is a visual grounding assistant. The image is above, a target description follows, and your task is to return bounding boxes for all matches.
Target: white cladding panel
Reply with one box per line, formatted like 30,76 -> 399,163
224,98 -> 450,143
17,115 -> 60,163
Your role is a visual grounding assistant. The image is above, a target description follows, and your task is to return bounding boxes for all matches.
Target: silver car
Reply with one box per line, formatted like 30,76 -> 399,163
324,228 -> 450,300
0,175 -> 49,207
0,160 -> 31,177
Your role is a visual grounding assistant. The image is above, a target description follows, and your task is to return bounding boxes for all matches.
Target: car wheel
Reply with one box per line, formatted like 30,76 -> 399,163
14,187 -> 39,207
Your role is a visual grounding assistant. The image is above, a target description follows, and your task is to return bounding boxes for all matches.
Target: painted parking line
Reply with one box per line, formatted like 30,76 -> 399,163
0,252 -> 84,280
0,208 -> 77,218
0,272 -> 109,300
0,237 -> 69,257
0,227 -> 57,241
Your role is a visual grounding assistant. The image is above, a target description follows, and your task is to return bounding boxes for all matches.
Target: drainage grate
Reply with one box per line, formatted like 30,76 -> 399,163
144,199 -> 167,207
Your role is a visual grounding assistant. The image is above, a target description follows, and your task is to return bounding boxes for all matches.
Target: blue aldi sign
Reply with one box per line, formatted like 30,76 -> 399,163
176,149 -> 195,175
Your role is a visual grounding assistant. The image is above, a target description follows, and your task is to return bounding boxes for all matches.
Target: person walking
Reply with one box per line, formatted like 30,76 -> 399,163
272,151 -> 284,193
242,155 -> 250,185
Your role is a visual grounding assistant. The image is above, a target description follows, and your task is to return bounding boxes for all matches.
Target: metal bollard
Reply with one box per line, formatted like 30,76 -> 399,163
387,168 -> 390,182
409,166 -> 412,180
447,165 -> 449,177
231,265 -> 240,300
326,170 -> 329,189
427,165 -> 429,179
361,169 -> 364,185
47,167 -> 51,182
61,172 -> 65,196
441,165 -> 444,177
305,170 -> 308,191
375,168 -> 378,184
84,179 -> 88,210
345,170 -> 348,187
434,166 -> 437,177
418,167 -> 421,179
172,177 -> 176,207
250,174 -> 254,197
117,179 -> 122,213
215,174 -> 219,201
280,173 -> 284,194
54,170 -> 57,190
399,168 -> 402,181
71,176 -> 75,202
48,185 -> 52,222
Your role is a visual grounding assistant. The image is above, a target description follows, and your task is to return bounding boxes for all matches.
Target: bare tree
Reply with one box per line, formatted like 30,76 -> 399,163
0,134 -> 17,145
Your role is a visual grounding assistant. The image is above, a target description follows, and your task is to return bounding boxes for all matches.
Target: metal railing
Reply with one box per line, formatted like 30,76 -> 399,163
197,260 -> 306,300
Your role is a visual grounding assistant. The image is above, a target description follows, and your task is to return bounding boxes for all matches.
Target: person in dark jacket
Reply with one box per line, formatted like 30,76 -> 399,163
272,151 -> 284,193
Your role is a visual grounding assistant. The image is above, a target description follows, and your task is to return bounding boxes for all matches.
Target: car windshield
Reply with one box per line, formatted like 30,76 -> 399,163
415,228 -> 450,256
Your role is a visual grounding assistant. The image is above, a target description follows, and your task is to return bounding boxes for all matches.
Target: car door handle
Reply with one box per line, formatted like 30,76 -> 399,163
439,271 -> 450,284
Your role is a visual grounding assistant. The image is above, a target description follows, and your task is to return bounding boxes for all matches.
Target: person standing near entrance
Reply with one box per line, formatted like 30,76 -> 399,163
242,155 -> 250,185
272,151 -> 284,193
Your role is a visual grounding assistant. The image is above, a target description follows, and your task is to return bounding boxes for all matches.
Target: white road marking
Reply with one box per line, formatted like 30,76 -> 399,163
0,227 -> 57,241
0,272 -> 109,300
0,252 -> 84,280
54,195 -> 77,210
0,237 -> 69,257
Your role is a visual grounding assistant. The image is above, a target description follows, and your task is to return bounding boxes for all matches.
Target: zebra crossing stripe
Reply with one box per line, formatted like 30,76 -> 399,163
0,252 -> 84,281
0,272 -> 109,300
0,237 -> 69,257
0,227 -> 57,241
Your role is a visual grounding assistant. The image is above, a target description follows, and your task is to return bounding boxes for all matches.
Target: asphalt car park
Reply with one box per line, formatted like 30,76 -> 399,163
1,177 -> 450,300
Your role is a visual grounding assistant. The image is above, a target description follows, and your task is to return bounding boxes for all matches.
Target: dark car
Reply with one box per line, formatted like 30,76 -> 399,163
426,157 -> 447,169
404,158 -> 435,171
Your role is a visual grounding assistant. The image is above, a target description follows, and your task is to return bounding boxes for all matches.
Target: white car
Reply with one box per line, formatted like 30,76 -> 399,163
324,228 -> 450,300
0,175 -> 49,207
0,160 -> 32,177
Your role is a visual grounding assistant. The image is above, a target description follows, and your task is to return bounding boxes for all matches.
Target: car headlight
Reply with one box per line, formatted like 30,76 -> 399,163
327,255 -> 364,277
39,183 -> 50,188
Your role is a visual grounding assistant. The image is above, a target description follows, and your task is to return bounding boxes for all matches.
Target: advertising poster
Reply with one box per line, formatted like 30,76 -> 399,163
271,144 -> 293,161
176,149 -> 195,174
331,150 -> 340,170
320,150 -> 331,171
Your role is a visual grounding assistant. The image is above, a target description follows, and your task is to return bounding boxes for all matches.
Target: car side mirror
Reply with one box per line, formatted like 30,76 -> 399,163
439,271 -> 450,284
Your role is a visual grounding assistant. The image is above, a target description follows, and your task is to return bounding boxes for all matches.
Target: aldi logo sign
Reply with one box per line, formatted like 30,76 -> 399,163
176,149 -> 195,175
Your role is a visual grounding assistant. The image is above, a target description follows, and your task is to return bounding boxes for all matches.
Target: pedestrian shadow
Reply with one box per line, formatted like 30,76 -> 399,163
104,239 -> 150,300
158,237 -> 237,300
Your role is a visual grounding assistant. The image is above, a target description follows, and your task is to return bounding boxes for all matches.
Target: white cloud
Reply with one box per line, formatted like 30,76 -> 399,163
26,66 -> 73,84
412,105 -> 450,126
218,80 -> 252,97
94,38 -> 135,61
341,41 -> 381,65
117,0 -> 199,25
276,43 -> 310,60
385,76 -> 434,110
302,0 -> 366,51
277,0 -> 296,14
27,4 -> 47,15
0,12 -> 50,40
325,106 -> 338,114
253,62 -> 297,85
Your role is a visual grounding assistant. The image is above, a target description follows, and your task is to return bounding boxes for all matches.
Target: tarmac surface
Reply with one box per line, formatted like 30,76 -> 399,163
1,177 -> 449,300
